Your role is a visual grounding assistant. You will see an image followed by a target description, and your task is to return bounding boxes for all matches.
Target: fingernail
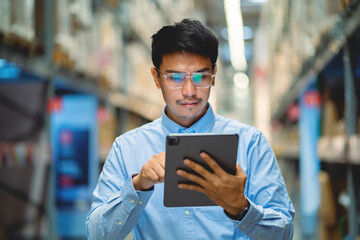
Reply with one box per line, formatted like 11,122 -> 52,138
178,184 -> 184,189
177,170 -> 183,175
184,159 -> 190,165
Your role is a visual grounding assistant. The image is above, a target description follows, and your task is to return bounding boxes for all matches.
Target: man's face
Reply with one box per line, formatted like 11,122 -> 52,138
151,52 -> 216,127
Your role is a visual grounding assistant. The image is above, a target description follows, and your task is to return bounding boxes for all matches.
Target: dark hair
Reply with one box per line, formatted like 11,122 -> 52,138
151,18 -> 219,69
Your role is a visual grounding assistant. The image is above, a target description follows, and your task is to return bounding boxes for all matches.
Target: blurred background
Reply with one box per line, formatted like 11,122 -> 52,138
0,0 -> 359,239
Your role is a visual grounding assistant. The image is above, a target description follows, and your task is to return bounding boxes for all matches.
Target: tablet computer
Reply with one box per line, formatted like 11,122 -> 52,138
164,133 -> 239,207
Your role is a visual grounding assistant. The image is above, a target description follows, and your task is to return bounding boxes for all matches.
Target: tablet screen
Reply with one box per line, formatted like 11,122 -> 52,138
164,133 -> 239,207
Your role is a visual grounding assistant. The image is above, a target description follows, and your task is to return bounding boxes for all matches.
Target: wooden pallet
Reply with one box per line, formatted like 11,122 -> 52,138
52,44 -> 75,70
1,33 -> 44,56
3,33 -> 36,54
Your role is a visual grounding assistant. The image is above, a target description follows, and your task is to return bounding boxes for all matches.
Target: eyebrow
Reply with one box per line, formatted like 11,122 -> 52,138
165,67 -> 211,73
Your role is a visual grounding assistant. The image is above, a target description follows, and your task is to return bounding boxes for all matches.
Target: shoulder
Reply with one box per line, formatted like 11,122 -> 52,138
214,114 -> 269,148
214,114 -> 261,135
115,118 -> 162,144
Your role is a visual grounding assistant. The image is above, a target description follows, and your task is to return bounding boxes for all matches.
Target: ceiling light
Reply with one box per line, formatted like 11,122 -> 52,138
233,72 -> 249,89
224,0 -> 247,72
248,0 -> 268,3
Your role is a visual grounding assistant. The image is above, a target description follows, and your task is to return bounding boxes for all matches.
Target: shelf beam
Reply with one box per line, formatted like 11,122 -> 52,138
44,0 -> 54,65
344,36 -> 359,238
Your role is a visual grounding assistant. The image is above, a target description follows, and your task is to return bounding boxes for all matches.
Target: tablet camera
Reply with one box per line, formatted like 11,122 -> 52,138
168,136 -> 179,146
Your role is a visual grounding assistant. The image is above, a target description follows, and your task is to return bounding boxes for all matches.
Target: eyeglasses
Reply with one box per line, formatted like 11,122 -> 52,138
156,68 -> 215,89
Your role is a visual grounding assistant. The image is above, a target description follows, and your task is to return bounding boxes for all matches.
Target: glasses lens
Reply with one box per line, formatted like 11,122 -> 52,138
164,72 -> 213,88
192,73 -> 212,87
192,73 -> 203,85
167,73 -> 185,87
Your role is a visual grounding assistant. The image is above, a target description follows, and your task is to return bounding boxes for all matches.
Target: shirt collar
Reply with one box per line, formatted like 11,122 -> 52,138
161,103 -> 215,134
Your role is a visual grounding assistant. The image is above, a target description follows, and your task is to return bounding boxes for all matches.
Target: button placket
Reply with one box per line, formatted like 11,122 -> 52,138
183,208 -> 195,239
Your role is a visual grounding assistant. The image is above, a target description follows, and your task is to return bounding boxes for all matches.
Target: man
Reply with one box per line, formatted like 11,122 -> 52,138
87,19 -> 295,239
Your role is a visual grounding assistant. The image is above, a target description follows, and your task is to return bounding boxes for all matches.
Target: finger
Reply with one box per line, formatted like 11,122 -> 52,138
183,159 -> 212,180
176,169 -> 208,187
142,167 -> 161,184
156,152 -> 166,169
153,152 -> 166,169
149,153 -> 166,182
150,160 -> 165,182
200,152 -> 226,175
236,163 -> 246,176
178,182 -> 207,194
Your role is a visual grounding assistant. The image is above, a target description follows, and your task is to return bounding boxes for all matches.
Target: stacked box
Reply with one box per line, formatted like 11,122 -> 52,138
157,0 -> 196,22
258,0 -> 345,118
52,0 -> 125,89
96,10 -> 123,89
98,106 -> 118,162
9,0 -> 35,42
53,0 -> 75,68
125,43 -> 163,107
0,0 -> 10,36
128,0 -> 167,46
1,0 -> 45,55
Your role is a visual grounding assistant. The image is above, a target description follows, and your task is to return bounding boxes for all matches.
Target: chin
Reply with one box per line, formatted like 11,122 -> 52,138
177,109 -> 204,120
178,113 -> 201,120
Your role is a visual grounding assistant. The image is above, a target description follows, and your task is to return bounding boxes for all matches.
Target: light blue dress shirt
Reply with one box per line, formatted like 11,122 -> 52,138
87,104 -> 295,240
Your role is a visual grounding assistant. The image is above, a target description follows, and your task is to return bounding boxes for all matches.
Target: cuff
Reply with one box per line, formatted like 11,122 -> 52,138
121,175 -> 153,213
228,198 -> 263,234
131,173 -> 154,191
224,200 -> 250,221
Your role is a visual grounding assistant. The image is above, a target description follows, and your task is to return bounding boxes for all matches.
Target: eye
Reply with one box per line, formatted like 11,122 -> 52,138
192,73 -> 204,84
169,73 -> 185,83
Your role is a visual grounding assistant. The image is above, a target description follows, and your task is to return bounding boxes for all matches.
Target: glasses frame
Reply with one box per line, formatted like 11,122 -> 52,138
155,68 -> 215,89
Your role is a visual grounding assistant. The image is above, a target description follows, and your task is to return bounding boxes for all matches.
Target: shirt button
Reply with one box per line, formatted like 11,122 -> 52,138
139,201 -> 143,205
118,221 -> 123,225
242,225 -> 247,229
257,237 -> 261,240
130,199 -> 135,204
185,210 -> 190,216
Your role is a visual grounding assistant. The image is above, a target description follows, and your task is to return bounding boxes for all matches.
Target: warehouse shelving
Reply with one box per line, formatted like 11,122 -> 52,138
318,135 -> 360,164
256,0 -> 360,239
270,2 -> 360,122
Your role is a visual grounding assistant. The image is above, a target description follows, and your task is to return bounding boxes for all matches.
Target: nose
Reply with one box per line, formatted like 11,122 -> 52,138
181,76 -> 197,97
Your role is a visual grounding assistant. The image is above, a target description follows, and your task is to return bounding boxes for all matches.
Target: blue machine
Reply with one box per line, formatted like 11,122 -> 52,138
299,84 -> 321,239
50,95 -> 98,238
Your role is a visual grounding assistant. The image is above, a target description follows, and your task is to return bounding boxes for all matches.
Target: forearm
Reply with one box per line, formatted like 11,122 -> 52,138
87,199 -> 142,239
86,177 -> 153,239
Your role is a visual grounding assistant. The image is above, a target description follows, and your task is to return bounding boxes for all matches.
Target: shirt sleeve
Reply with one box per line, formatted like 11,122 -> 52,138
86,139 -> 153,240
230,130 -> 295,240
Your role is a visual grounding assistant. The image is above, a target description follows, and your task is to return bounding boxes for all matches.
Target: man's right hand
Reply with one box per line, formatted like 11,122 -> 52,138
132,152 -> 165,191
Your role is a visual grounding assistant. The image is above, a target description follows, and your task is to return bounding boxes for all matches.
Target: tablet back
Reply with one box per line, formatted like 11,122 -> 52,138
164,133 -> 239,207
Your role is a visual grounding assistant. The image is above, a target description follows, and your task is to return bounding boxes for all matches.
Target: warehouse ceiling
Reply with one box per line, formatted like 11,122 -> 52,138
198,0 -> 264,67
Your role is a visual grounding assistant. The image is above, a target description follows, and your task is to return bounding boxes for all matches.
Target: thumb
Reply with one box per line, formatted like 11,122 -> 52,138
236,163 -> 245,176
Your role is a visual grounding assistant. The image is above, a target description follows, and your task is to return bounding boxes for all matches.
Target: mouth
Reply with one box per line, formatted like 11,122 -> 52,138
178,100 -> 202,107
181,103 -> 198,108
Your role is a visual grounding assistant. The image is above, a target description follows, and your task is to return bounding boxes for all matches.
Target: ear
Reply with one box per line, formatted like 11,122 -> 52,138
212,64 -> 217,87
151,67 -> 161,89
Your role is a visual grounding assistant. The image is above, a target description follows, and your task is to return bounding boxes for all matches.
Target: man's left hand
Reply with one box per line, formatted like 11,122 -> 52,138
176,152 -> 248,216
